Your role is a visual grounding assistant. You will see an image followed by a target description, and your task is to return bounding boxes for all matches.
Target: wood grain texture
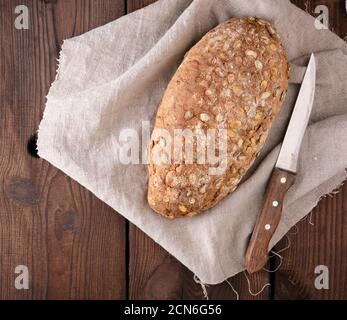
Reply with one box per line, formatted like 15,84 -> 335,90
129,227 -> 271,300
127,0 -> 157,12
274,183 -> 347,299
0,0 -> 126,299
290,0 -> 347,38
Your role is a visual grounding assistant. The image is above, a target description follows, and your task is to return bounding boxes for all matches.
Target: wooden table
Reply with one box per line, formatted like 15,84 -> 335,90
0,0 -> 346,300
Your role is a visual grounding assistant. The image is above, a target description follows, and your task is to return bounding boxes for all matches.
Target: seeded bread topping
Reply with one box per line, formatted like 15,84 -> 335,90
147,17 -> 289,219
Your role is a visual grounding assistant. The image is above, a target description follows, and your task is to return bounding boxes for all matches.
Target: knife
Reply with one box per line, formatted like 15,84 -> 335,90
245,53 -> 316,274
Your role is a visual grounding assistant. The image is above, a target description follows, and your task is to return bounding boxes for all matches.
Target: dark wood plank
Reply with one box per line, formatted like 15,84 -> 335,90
290,0 -> 347,37
127,0 -> 157,12
127,0 -> 270,300
129,226 -> 271,300
274,183 -> 347,299
0,0 -> 126,299
274,0 -> 347,300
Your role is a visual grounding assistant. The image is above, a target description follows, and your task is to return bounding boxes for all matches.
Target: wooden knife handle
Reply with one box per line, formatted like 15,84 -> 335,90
245,168 -> 296,274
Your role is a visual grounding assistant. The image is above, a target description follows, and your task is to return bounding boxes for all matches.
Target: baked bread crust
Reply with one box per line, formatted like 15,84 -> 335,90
147,17 -> 289,219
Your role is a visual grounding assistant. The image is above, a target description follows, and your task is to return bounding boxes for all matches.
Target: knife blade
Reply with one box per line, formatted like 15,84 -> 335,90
276,54 -> 316,173
245,54 -> 316,274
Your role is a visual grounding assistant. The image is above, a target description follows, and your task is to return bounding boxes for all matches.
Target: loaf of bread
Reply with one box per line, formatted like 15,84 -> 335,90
147,17 -> 289,219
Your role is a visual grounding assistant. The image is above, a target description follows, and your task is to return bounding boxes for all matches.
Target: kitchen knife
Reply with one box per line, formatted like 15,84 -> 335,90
245,54 -> 316,274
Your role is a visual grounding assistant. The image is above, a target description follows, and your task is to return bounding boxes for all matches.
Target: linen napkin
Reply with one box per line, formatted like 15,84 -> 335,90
37,0 -> 347,284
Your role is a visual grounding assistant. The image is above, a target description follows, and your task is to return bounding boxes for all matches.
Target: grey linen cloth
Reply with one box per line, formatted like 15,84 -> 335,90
37,0 -> 347,284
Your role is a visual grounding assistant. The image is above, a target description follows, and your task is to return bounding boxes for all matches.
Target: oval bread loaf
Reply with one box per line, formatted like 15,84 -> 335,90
147,17 -> 289,219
